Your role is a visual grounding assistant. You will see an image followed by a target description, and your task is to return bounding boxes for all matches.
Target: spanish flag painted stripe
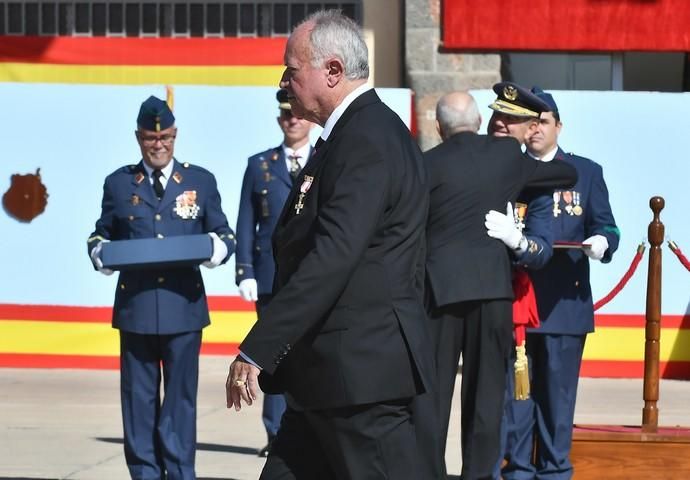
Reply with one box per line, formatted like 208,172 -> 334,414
1,303 -> 689,377
0,63 -> 285,85
0,36 -> 287,85
0,37 -> 287,66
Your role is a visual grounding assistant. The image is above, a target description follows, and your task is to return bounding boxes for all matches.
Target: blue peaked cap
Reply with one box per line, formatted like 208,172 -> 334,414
530,86 -> 558,114
137,95 -> 175,132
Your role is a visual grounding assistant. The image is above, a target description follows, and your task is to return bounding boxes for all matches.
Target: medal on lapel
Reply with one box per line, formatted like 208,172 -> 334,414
514,202 -> 527,232
174,190 -> 200,219
294,175 -> 314,215
572,191 -> 582,216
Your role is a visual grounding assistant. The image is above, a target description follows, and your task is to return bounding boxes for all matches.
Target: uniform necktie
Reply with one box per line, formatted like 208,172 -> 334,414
152,169 -> 165,200
289,154 -> 302,181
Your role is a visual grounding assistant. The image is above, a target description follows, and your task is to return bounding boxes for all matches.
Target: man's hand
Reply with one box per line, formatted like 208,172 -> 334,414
90,240 -> 114,276
226,356 -> 260,411
202,232 -> 228,269
583,234 -> 609,261
485,202 -> 525,250
238,279 -> 258,302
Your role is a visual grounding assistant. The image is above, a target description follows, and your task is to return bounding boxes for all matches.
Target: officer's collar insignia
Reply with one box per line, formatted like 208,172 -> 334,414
503,85 -> 518,101
134,172 -> 145,184
131,194 -> 140,206
172,171 -> 183,184
174,190 -> 199,219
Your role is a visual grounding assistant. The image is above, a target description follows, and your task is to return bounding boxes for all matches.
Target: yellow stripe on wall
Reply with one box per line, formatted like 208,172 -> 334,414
583,327 -> 690,361
0,63 -> 285,86
0,312 -> 256,356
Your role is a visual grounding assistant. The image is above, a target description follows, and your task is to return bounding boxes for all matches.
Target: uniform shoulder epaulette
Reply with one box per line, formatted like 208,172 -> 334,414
179,161 -> 213,176
249,146 -> 281,164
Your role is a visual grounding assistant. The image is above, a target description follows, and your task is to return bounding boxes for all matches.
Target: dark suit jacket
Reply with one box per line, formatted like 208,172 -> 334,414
424,132 -> 577,308
87,159 -> 235,334
235,145 -> 313,295
529,148 -> 619,335
239,89 -> 431,410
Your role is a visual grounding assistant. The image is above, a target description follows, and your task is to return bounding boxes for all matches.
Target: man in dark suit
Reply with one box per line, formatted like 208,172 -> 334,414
87,96 -> 236,480
422,91 -> 577,480
235,89 -> 314,457
225,10 -> 431,480
499,88 -> 619,480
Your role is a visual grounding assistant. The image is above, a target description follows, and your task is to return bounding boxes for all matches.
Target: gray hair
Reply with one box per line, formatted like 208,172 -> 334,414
436,93 -> 481,137
302,10 -> 369,80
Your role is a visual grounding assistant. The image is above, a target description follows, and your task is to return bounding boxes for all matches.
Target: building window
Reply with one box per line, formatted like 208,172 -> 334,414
502,52 -> 690,93
0,1 -> 361,37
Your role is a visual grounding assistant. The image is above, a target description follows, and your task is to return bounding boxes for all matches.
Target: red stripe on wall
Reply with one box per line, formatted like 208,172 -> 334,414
0,353 -> 120,370
0,345 -> 238,369
0,296 -> 254,323
0,36 -> 287,66
580,360 -> 690,379
442,0 -> 690,51
201,342 -> 239,356
595,314 -> 689,329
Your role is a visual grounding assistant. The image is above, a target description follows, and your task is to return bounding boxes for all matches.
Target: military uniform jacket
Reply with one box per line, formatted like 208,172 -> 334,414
235,145 -> 312,295
88,159 -> 235,335
424,132 -> 577,308
529,148 -> 619,335
240,90 -> 432,410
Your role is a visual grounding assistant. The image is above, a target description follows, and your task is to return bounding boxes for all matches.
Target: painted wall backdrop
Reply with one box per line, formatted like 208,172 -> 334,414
0,84 -> 411,305
0,84 -> 688,377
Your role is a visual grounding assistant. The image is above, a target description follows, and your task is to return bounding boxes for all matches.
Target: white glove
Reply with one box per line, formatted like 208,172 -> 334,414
238,278 -> 259,302
202,232 -> 228,269
485,202 -> 525,251
584,234 -> 609,261
90,240 -> 114,276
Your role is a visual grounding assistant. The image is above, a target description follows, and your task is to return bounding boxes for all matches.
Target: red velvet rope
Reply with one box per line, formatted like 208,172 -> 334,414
668,240 -> 690,272
593,243 -> 646,311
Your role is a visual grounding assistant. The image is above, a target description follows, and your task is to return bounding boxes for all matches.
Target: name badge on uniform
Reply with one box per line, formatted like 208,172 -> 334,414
294,175 -> 314,215
174,190 -> 200,219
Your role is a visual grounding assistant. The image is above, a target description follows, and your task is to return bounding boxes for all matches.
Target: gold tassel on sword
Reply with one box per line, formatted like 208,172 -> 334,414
514,341 -> 530,400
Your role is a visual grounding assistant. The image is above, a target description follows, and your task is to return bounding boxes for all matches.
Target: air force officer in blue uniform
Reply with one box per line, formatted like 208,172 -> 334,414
500,88 -> 620,480
234,89 -> 313,457
87,96 -> 236,480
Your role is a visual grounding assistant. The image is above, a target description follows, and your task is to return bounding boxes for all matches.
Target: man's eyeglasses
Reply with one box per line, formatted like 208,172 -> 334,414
138,134 -> 176,146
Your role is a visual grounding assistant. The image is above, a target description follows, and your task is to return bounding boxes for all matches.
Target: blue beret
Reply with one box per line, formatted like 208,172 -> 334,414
530,86 -> 558,114
489,82 -> 550,118
137,95 -> 175,132
276,89 -> 291,110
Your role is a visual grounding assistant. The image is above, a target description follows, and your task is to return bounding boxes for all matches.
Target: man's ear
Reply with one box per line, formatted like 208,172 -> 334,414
325,58 -> 345,87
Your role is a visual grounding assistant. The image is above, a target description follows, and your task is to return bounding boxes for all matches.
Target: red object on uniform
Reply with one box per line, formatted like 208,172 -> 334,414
512,269 -> 539,346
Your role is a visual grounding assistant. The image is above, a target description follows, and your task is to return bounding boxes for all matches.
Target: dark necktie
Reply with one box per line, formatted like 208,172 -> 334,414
152,169 -> 165,200
288,154 -> 302,181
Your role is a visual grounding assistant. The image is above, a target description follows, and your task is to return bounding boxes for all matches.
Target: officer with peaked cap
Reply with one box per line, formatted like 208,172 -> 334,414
485,81 -> 558,270
87,95 -> 236,480
234,89 -> 314,457
499,87 -> 619,480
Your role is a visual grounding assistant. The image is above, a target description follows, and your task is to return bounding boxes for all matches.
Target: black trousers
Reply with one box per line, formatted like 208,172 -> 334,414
431,299 -> 513,480
260,398 -> 421,480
